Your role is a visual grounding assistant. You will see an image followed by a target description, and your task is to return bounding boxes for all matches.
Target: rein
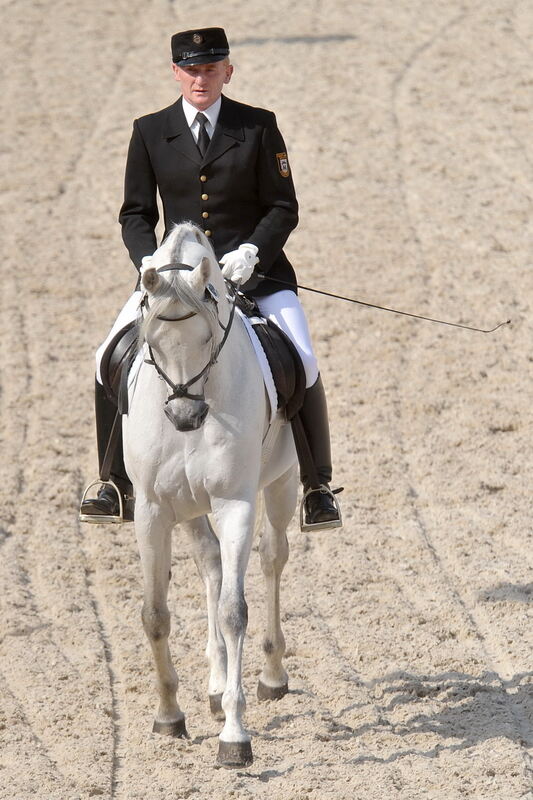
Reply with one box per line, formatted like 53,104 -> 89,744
141,262 -> 237,404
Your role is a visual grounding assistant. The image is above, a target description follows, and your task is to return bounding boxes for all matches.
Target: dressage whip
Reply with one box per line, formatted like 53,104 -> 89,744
256,273 -> 510,334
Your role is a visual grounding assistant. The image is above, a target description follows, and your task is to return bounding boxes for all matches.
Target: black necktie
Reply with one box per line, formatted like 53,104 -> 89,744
196,112 -> 210,158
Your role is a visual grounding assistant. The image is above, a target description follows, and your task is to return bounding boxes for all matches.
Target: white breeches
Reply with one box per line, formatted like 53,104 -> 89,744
95,288 -> 318,388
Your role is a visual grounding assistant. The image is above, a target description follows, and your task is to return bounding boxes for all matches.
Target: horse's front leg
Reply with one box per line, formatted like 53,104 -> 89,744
258,465 -> 298,701
181,516 -> 227,719
211,497 -> 255,768
135,499 -> 187,737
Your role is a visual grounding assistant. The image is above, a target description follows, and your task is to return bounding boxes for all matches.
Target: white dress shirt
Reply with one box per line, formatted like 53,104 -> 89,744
182,96 -> 221,143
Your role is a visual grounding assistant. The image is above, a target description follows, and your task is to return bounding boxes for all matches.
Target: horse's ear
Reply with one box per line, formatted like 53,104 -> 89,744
142,267 -> 160,293
190,256 -> 211,295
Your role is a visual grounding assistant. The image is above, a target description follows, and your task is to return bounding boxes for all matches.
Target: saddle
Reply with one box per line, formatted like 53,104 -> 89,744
248,320 -> 305,420
233,293 -> 306,419
99,294 -> 306,421
100,321 -> 138,414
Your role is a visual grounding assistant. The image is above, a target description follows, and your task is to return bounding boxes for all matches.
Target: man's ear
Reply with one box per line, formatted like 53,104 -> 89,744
224,64 -> 234,84
171,62 -> 181,83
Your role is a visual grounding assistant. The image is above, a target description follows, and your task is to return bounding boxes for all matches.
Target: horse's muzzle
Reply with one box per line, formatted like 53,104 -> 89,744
164,399 -> 209,431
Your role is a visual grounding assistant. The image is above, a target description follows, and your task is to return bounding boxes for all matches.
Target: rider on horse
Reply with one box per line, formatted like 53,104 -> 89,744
80,27 -> 342,531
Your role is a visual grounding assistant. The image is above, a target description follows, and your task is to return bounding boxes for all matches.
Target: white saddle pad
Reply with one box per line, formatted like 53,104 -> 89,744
237,309 -> 278,426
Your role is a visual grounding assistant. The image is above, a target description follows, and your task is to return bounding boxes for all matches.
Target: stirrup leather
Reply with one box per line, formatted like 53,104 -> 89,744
300,484 -> 343,532
79,479 -> 127,524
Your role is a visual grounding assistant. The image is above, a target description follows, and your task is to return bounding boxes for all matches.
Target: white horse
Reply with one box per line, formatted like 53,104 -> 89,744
123,222 -> 298,768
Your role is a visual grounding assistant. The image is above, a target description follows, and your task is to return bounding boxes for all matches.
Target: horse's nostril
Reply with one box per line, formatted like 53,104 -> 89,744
198,401 -> 209,423
164,404 -> 179,428
189,401 -> 209,429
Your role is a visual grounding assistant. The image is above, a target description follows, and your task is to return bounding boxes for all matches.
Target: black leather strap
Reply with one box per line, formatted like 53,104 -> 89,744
99,408 -> 122,483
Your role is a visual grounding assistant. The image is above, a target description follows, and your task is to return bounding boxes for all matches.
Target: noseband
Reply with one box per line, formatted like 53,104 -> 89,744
141,263 -> 236,405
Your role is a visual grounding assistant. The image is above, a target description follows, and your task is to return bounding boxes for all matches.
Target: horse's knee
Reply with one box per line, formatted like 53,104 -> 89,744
142,604 -> 171,641
218,590 -> 248,637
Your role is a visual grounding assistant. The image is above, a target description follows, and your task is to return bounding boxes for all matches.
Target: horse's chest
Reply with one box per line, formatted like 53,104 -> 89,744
156,440 -> 243,505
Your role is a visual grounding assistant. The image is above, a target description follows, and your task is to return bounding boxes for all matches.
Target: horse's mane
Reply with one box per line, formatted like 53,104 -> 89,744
138,223 -> 220,357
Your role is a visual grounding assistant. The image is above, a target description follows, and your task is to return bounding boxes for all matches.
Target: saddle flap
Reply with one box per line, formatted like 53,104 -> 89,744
251,319 -> 306,420
100,321 -> 138,414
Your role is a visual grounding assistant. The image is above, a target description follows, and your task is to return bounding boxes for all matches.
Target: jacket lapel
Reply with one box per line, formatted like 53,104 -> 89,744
163,99 -> 202,165
202,95 -> 244,166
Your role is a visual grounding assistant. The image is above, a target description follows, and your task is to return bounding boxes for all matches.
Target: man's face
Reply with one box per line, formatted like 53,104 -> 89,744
172,60 -> 233,110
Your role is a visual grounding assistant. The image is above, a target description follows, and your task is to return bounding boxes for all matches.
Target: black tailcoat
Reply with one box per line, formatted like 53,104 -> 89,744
119,94 -> 299,295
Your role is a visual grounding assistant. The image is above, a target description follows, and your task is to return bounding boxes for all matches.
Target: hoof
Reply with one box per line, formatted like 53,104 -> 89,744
209,693 -> 225,720
152,714 -> 189,738
257,680 -> 289,701
217,739 -> 253,769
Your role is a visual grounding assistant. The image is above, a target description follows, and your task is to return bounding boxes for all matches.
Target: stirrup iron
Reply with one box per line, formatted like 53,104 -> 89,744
79,479 -> 126,524
300,484 -> 343,532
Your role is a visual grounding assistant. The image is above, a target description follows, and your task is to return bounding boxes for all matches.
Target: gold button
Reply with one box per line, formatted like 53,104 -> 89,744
205,230 -> 212,237
200,174 -> 207,182
201,193 -> 209,201
202,211 -> 209,219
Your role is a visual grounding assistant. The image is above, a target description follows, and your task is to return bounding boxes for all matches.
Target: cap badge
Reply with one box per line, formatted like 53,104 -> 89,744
193,33 -> 203,44
276,152 -> 290,178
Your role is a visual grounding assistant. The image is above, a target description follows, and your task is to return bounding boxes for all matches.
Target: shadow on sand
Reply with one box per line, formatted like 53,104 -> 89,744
248,664 -> 532,776
334,668 -> 533,765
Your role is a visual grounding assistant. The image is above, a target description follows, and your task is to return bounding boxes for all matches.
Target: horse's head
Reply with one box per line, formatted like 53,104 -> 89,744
140,223 -> 231,432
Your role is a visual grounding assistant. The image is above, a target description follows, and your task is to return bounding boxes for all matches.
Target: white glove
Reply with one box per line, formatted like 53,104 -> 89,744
220,243 -> 259,284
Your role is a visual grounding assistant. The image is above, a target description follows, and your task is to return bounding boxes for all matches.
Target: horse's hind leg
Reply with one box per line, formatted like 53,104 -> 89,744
258,466 -> 298,701
181,516 -> 227,720
135,502 -> 187,737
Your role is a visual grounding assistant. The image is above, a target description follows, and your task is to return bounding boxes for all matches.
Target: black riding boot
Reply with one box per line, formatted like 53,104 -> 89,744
79,379 -> 134,523
295,374 -> 341,530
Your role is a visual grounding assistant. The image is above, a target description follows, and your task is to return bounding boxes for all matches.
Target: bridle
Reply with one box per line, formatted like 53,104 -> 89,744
141,262 -> 237,404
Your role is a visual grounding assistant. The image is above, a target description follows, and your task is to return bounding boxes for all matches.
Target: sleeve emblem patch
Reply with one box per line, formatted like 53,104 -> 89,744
276,152 -> 290,177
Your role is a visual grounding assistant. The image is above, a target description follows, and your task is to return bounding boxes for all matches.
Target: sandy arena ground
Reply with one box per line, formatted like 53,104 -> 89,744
1,1 -> 532,798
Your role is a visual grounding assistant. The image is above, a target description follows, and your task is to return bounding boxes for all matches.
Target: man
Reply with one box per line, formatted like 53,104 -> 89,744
80,27 -> 341,530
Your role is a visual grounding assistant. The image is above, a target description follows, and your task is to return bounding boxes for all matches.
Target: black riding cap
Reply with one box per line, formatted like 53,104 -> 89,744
171,27 -> 230,67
